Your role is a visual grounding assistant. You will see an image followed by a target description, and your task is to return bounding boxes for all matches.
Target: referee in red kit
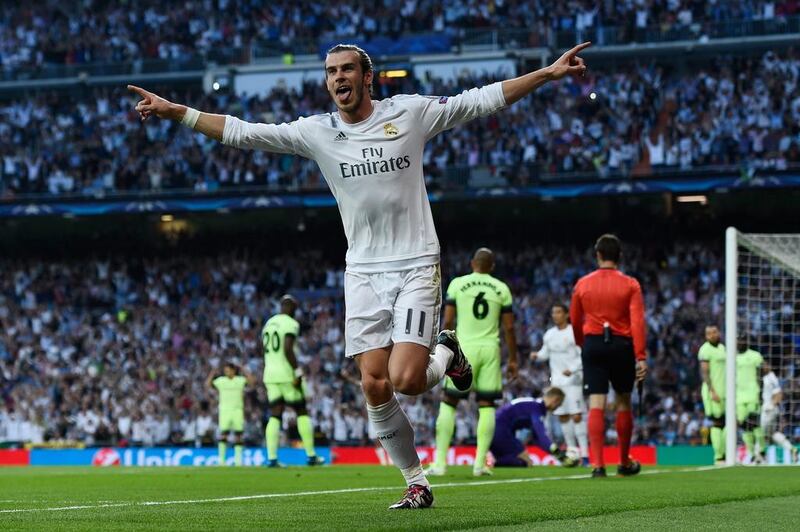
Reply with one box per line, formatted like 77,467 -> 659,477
570,234 -> 647,478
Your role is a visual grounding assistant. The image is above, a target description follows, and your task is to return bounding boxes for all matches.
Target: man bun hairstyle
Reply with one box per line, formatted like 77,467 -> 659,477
326,43 -> 374,96
594,233 -> 622,263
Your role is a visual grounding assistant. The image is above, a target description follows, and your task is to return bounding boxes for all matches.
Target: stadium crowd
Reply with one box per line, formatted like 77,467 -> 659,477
1,239 -> 797,449
1,49 -> 799,199
1,1 -> 798,75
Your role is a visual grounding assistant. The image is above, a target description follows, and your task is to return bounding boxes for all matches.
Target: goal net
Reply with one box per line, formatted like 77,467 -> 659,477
725,228 -> 800,465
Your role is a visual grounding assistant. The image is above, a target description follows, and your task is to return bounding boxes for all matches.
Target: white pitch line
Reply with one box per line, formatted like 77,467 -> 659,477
0,466 -> 719,515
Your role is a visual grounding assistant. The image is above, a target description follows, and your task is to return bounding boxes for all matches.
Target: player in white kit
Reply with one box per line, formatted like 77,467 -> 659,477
128,41 -> 591,508
759,359 -> 797,463
530,303 -> 589,464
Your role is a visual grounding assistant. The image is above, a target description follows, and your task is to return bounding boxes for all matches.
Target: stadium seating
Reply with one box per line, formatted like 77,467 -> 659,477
0,50 -> 798,199
2,1 -> 798,78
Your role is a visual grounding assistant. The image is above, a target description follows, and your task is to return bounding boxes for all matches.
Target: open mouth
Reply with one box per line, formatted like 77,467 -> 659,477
335,85 -> 352,102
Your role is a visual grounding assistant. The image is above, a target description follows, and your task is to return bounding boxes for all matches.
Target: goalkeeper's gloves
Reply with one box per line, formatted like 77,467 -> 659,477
549,444 -> 579,467
549,443 -> 566,461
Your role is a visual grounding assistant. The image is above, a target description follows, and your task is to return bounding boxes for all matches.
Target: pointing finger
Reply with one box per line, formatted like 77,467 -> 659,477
569,42 -> 592,56
127,84 -> 151,99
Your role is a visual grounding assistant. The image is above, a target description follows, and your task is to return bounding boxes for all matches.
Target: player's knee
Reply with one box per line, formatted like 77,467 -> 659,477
615,393 -> 632,410
390,368 -> 425,395
745,413 -> 760,430
294,405 -> 308,416
712,416 -> 725,428
361,374 -> 392,402
572,414 -> 583,423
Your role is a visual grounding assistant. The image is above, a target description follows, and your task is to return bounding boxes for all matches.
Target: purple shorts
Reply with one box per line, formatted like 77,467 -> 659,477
490,425 -> 527,467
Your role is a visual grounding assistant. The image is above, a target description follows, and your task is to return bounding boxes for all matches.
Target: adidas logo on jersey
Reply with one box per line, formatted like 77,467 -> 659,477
333,131 -> 348,141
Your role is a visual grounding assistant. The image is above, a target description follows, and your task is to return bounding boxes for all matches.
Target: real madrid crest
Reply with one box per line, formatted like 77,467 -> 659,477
383,123 -> 399,137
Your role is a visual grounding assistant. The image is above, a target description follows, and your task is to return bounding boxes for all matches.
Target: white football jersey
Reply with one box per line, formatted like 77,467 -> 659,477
762,371 -> 781,409
537,324 -> 582,387
222,83 -> 507,273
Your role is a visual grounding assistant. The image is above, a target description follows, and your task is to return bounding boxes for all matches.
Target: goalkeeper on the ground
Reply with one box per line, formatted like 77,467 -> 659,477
490,387 -> 579,467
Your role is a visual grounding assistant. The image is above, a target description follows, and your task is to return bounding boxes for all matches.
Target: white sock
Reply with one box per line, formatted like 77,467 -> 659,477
561,419 -> 578,449
425,343 -> 453,391
367,395 -> 429,487
773,431 -> 793,452
575,418 -> 589,458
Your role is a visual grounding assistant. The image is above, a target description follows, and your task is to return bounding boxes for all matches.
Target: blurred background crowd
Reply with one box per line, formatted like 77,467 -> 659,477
3,238 -> 796,449
1,49 -> 799,199
2,0 -> 799,73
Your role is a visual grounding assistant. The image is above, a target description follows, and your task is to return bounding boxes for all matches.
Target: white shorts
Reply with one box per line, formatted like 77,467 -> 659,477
554,385 -> 585,416
344,265 -> 441,357
761,407 -> 778,433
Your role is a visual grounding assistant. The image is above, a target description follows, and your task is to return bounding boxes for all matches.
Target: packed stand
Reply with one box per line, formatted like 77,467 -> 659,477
1,49 -> 799,199
2,240 -> 797,449
1,1 -> 798,77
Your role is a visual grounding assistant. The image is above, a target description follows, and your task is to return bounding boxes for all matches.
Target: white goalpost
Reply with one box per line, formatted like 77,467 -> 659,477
725,228 -> 800,465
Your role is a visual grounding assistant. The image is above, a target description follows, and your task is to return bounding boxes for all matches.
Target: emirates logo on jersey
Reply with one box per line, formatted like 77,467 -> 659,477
338,146 -> 412,178
383,123 -> 399,137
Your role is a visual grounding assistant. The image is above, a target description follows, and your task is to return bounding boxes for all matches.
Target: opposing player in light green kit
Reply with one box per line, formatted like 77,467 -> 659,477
698,325 -> 727,464
428,248 -> 518,477
736,336 -> 765,463
205,362 -> 254,466
262,295 -> 324,467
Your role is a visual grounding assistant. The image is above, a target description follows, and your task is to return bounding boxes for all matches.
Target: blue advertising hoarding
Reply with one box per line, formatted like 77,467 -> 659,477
29,447 -> 331,467
2,174 -> 799,218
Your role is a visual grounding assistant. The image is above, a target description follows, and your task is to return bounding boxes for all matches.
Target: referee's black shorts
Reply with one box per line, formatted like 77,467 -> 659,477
581,334 -> 636,395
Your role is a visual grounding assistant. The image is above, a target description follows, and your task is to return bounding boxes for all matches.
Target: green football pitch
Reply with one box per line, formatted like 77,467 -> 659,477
1,465 -> 799,530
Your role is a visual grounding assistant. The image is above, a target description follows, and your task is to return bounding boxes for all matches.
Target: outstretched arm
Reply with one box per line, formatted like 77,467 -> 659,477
128,85 -> 226,141
127,84 -> 308,155
501,42 -> 591,105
